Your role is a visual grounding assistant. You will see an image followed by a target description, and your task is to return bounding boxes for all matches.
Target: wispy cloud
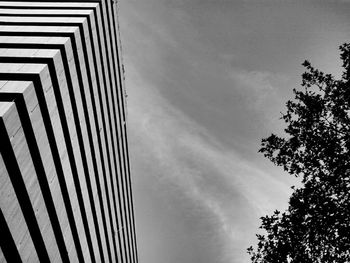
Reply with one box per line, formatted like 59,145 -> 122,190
126,65 -> 292,262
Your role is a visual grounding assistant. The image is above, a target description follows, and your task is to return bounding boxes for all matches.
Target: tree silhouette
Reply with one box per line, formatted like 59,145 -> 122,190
248,43 -> 350,263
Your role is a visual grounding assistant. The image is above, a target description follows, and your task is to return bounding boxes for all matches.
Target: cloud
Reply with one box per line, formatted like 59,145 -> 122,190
126,65 -> 293,263
229,69 -> 289,110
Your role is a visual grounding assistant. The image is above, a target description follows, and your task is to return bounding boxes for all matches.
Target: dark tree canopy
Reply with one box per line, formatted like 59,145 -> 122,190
247,43 -> 350,263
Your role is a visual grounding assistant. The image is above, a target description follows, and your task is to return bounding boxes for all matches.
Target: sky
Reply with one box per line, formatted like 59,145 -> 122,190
118,1 -> 350,262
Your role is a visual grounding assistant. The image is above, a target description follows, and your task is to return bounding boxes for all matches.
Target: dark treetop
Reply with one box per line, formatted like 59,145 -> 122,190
248,43 -> 350,263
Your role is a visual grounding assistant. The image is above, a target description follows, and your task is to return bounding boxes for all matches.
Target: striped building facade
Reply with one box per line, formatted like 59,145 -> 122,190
0,1 -> 138,262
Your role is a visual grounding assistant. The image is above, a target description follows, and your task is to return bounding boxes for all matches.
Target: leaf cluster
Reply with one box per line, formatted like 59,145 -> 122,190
248,43 -> 350,263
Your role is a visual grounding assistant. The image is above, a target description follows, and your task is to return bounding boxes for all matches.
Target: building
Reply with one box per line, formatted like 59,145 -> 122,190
0,1 -> 138,262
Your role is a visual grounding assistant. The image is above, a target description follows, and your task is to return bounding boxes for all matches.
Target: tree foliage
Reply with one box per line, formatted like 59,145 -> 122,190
247,43 -> 350,263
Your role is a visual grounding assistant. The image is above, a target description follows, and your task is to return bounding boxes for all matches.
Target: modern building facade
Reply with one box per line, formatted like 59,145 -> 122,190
0,1 -> 138,262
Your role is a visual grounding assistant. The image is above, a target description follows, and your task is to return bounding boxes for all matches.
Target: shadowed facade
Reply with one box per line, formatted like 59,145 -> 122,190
0,1 -> 137,263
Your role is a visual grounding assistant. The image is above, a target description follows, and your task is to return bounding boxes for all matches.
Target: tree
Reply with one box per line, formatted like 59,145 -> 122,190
247,43 -> 350,263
